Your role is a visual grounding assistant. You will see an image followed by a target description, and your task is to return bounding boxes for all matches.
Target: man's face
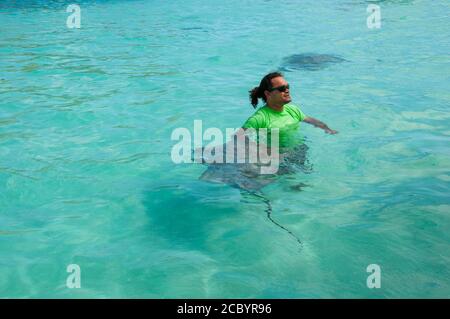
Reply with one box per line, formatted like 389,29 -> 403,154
265,76 -> 292,106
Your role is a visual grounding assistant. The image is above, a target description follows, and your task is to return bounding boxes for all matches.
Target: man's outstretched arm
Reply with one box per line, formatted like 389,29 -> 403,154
303,116 -> 338,134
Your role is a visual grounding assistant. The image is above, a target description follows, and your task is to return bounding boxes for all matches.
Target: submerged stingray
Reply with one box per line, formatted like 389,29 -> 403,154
200,163 -> 275,191
196,139 -> 311,247
196,137 -> 311,192
280,53 -> 347,71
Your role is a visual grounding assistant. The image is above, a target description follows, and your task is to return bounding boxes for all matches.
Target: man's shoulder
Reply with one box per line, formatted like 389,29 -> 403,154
285,103 -> 306,121
242,106 -> 269,128
250,105 -> 271,118
285,103 -> 301,111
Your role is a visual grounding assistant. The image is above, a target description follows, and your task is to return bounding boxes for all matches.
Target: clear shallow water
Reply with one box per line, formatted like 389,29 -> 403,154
0,0 -> 449,298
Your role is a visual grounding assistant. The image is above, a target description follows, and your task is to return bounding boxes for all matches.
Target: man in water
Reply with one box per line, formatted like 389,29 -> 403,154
200,72 -> 337,176
229,71 -> 337,174
243,71 -> 337,135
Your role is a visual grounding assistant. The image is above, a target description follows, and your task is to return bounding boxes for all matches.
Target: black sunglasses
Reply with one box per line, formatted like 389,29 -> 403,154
268,84 -> 290,92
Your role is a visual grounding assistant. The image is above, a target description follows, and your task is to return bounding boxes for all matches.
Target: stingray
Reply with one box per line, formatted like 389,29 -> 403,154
280,53 -> 347,71
199,163 -> 275,191
199,143 -> 311,190
195,139 -> 311,248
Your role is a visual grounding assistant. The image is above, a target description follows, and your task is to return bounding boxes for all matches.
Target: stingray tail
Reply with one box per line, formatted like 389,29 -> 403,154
245,191 -> 303,248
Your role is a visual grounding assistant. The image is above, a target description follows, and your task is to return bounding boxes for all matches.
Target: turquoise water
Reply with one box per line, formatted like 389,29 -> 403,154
1,0 -> 449,298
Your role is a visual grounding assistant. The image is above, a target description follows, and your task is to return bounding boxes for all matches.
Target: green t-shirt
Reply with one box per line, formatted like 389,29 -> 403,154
242,104 -> 307,147
242,104 -> 306,129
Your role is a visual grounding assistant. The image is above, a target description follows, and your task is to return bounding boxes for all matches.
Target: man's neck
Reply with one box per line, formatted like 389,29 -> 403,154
266,102 -> 284,112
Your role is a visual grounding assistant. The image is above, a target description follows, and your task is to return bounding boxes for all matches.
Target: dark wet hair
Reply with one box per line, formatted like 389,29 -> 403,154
248,72 -> 283,108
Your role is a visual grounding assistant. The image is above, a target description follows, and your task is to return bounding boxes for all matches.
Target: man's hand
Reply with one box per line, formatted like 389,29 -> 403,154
324,128 -> 338,134
304,116 -> 338,134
